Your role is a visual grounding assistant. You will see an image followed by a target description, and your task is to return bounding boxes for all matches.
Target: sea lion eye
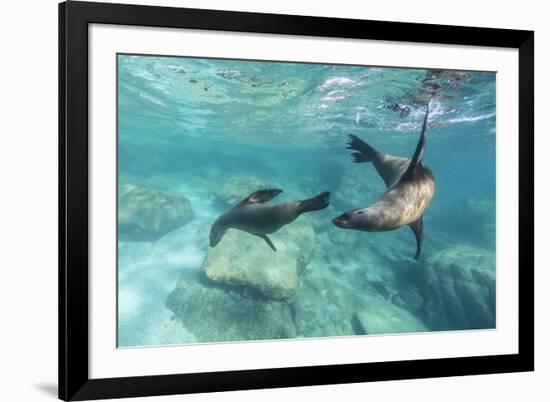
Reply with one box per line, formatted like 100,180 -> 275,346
356,211 -> 364,215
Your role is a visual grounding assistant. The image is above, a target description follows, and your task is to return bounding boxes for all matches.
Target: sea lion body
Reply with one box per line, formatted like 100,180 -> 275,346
337,166 -> 434,231
215,201 -> 301,235
333,105 -> 435,259
210,189 -> 330,251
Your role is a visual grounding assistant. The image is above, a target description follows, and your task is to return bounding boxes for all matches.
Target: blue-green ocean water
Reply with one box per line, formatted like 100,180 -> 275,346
117,54 -> 496,347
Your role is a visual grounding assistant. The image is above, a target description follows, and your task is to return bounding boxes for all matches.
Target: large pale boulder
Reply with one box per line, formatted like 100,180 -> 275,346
214,176 -> 266,206
202,221 -> 315,300
118,184 -> 193,241
166,269 -> 297,343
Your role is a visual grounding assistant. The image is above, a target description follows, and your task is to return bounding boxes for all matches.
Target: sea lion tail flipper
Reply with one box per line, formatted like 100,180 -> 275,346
400,102 -> 430,182
346,134 -> 381,163
409,216 -> 424,260
239,188 -> 283,205
298,191 -> 331,214
255,234 -> 277,252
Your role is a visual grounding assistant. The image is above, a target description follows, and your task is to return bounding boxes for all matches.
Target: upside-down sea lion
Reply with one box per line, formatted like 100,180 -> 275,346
332,104 -> 435,259
210,189 -> 330,251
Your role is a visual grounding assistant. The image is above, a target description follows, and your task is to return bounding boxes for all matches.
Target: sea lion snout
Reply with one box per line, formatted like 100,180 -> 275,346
333,212 -> 352,228
209,236 -> 219,247
333,209 -> 370,229
209,224 -> 226,247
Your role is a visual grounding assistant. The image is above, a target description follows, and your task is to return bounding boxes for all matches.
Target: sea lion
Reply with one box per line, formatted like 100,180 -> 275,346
333,104 -> 435,259
210,189 -> 330,251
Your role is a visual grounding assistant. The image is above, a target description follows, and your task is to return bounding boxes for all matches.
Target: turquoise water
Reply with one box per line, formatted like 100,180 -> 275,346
117,54 -> 496,347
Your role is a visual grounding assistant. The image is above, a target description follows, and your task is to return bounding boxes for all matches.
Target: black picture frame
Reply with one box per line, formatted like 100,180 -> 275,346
59,1 -> 534,400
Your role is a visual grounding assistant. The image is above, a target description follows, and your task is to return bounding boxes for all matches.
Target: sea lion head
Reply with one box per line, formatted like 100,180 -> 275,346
209,221 -> 227,247
332,208 -> 378,231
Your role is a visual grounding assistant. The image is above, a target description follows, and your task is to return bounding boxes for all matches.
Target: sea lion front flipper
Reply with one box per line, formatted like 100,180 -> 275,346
255,234 -> 277,252
347,134 -> 382,163
347,135 -> 410,188
409,216 -> 424,260
400,103 -> 430,182
239,189 -> 283,206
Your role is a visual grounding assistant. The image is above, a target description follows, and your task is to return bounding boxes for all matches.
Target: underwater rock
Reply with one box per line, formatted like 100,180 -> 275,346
326,225 -> 370,262
118,184 -> 193,241
291,253 -> 408,338
353,299 -> 427,335
214,176 -> 266,206
202,221 -> 315,300
421,245 -> 496,330
327,221 -> 414,264
292,271 -> 359,337
166,269 -> 297,342
392,288 -> 424,314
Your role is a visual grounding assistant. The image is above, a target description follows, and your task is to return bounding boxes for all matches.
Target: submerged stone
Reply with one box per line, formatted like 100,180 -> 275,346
118,184 -> 193,241
202,221 -> 315,300
421,245 -> 496,330
166,269 -> 297,343
214,176 -> 266,206
291,256 -> 401,338
353,300 -> 427,335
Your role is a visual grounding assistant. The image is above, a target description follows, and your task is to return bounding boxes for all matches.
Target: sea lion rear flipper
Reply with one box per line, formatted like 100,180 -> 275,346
255,234 -> 277,252
409,216 -> 424,260
239,189 -> 283,206
400,102 -> 430,182
297,191 -> 331,214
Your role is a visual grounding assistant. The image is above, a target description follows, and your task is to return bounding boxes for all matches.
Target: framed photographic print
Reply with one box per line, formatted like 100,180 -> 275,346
59,1 -> 534,400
